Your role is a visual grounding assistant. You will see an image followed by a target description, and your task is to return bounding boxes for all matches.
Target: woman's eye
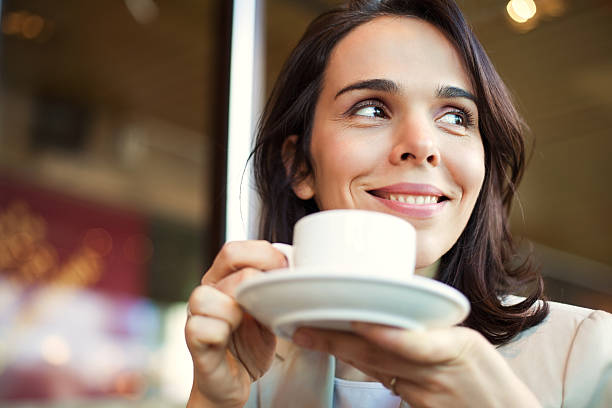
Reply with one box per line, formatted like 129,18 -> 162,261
353,105 -> 386,118
439,111 -> 466,126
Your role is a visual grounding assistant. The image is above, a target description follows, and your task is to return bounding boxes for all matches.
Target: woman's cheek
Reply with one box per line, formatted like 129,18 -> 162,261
449,143 -> 485,200
315,133 -> 381,176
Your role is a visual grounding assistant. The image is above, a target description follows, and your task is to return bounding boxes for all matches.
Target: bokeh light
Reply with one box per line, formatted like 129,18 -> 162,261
1,11 -> 26,35
507,0 -> 537,23
83,228 -> 113,257
21,14 -> 45,39
40,335 -> 71,366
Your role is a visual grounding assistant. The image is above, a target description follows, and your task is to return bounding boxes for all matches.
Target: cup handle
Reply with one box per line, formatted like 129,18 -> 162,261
272,243 -> 294,269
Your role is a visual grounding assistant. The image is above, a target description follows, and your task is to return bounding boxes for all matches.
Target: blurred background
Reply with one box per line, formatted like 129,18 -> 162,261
0,0 -> 610,406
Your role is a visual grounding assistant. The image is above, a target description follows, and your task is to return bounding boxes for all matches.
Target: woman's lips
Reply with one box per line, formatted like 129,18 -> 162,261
368,183 -> 449,218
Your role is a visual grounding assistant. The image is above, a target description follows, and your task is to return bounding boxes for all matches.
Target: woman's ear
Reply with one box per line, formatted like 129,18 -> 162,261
281,135 -> 315,200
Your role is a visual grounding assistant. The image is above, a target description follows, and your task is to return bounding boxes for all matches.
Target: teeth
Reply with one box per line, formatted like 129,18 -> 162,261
386,194 -> 439,204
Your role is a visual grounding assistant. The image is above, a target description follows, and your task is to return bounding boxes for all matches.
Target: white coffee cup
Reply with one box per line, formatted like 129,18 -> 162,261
274,209 -> 416,280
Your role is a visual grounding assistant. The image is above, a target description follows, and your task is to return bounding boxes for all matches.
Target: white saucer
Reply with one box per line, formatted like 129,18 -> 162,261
235,268 -> 470,339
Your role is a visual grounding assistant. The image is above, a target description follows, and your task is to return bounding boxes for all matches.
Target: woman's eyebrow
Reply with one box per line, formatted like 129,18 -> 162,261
334,78 -> 399,99
436,85 -> 477,103
334,80 -> 476,104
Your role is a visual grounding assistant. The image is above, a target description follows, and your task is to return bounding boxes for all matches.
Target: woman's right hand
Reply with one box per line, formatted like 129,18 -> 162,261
185,240 -> 288,408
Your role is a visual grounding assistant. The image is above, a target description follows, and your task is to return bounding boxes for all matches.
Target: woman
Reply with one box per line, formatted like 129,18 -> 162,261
185,1 -> 612,407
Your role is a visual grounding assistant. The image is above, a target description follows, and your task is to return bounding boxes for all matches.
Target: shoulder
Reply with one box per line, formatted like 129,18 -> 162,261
558,304 -> 612,407
543,299 -> 606,330
536,300 -> 611,336
499,298 -> 612,353
542,301 -> 612,355
501,296 -> 607,340
498,298 -> 612,407
545,299 -> 601,318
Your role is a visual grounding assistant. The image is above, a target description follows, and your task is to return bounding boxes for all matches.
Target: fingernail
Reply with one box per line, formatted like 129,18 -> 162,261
293,330 -> 313,347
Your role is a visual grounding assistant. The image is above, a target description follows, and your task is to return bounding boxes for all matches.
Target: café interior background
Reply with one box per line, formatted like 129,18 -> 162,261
0,0 -> 610,406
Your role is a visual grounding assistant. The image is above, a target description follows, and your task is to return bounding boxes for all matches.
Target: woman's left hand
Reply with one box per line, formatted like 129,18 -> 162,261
292,323 -> 541,408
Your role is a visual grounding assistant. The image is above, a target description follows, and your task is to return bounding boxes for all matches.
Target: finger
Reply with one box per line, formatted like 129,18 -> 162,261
185,315 -> 252,397
351,322 -> 478,364
293,328 -> 420,377
342,354 -> 446,399
185,315 -> 232,371
213,267 -> 264,298
188,285 -> 243,332
203,241 -> 288,284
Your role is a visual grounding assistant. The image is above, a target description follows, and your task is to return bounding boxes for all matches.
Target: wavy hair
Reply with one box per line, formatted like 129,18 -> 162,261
252,0 -> 548,345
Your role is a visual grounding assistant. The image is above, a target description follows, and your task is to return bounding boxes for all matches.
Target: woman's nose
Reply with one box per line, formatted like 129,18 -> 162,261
389,116 -> 440,167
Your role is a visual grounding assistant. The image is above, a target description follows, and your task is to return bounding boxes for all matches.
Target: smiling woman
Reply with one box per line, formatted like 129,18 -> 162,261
184,1 -> 612,407
253,2 -> 536,346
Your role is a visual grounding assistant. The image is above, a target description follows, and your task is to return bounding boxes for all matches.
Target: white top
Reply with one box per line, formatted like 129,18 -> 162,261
333,377 -> 402,408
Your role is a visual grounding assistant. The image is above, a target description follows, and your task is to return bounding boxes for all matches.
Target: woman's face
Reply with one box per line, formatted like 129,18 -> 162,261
293,16 -> 485,268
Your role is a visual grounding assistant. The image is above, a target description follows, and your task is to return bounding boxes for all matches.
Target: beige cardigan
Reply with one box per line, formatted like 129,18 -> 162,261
245,300 -> 612,407
498,300 -> 612,407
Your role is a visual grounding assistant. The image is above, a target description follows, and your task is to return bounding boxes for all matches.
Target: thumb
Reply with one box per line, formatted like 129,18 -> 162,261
351,322 -> 478,364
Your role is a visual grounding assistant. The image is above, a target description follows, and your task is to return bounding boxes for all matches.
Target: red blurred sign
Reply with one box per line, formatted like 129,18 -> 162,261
0,175 -> 150,295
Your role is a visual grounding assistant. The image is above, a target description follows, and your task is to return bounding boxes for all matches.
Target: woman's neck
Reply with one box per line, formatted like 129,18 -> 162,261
415,259 -> 441,278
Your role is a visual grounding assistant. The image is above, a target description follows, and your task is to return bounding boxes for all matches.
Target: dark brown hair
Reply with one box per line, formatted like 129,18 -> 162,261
252,0 -> 547,345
